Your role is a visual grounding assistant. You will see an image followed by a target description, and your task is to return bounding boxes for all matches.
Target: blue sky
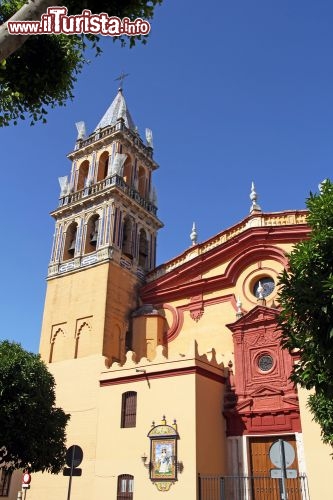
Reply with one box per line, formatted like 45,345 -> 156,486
1,0 -> 333,353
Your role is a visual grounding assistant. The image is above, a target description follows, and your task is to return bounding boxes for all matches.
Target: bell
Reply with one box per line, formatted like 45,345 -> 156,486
90,219 -> 99,245
68,238 -> 76,253
90,231 -> 98,244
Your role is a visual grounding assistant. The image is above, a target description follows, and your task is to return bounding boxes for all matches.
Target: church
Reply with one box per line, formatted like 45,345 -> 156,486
5,87 -> 332,500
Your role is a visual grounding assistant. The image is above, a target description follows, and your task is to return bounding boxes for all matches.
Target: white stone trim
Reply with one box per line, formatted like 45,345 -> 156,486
295,432 -> 307,474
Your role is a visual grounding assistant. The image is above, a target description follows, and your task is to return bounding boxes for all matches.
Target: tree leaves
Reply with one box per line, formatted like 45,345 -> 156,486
0,341 -> 70,473
0,33 -> 84,126
278,179 -> 333,447
0,0 -> 163,126
308,393 -> 333,447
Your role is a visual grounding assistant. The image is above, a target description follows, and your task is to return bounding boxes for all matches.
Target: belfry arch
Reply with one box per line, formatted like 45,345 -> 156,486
138,228 -> 148,268
63,221 -> 78,260
97,151 -> 109,182
85,214 -> 100,253
123,156 -> 132,185
122,216 -> 134,258
77,160 -> 89,191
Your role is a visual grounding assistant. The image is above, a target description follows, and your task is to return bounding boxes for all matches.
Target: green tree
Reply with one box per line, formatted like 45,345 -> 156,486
278,179 -> 333,448
0,0 -> 163,126
0,340 -> 70,473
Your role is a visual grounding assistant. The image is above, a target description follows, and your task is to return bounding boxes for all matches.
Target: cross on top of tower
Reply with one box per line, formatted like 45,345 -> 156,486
115,71 -> 129,91
94,73 -> 135,131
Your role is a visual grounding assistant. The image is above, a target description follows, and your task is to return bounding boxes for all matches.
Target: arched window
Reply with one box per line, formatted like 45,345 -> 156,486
138,166 -> 146,198
63,222 -> 78,261
117,474 -> 134,500
138,229 -> 148,268
84,215 -> 99,254
121,391 -> 137,428
123,157 -> 132,186
122,217 -> 133,258
96,151 -> 109,182
77,160 -> 89,191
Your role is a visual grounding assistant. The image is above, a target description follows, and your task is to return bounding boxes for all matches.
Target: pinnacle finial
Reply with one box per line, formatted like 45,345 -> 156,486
75,121 -> 86,140
250,181 -> 261,213
236,296 -> 243,318
257,281 -> 266,306
190,222 -> 198,246
257,281 -> 264,299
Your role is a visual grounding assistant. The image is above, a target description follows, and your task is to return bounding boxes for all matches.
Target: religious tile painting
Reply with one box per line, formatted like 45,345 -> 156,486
150,439 -> 177,481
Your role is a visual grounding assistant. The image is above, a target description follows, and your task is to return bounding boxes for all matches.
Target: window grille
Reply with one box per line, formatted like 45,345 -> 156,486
117,474 -> 134,499
121,391 -> 137,428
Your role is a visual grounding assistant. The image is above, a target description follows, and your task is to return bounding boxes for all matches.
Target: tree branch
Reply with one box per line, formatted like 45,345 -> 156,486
0,0 -> 57,62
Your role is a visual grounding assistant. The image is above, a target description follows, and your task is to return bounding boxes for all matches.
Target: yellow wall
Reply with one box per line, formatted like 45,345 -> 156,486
103,262 -> 139,361
95,373 -> 197,499
39,264 -> 109,362
28,345 -> 226,500
39,261 -> 139,364
196,374 -> 227,474
298,388 -> 333,500
28,355 -> 103,500
132,314 -> 165,360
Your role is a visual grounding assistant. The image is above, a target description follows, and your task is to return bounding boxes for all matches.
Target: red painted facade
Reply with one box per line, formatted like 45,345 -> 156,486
141,219 -> 309,304
224,306 -> 301,436
139,214 -> 308,439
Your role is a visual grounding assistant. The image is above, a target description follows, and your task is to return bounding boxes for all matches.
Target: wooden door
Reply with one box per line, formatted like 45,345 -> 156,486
249,436 -> 302,500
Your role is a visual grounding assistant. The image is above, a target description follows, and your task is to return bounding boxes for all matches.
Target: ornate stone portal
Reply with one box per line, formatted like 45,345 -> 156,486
224,306 -> 301,436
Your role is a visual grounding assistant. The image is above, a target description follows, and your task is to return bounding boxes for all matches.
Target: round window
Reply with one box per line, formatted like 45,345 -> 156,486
258,354 -> 274,372
253,277 -> 275,298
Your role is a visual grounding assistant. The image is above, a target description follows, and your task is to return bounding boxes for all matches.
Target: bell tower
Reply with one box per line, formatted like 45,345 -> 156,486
39,87 -> 162,365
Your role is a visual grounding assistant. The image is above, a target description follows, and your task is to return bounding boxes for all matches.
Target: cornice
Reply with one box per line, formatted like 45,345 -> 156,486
226,305 -> 280,334
67,128 -> 158,170
100,364 -> 226,387
141,224 -> 308,303
147,210 -> 308,284
51,184 -> 163,229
